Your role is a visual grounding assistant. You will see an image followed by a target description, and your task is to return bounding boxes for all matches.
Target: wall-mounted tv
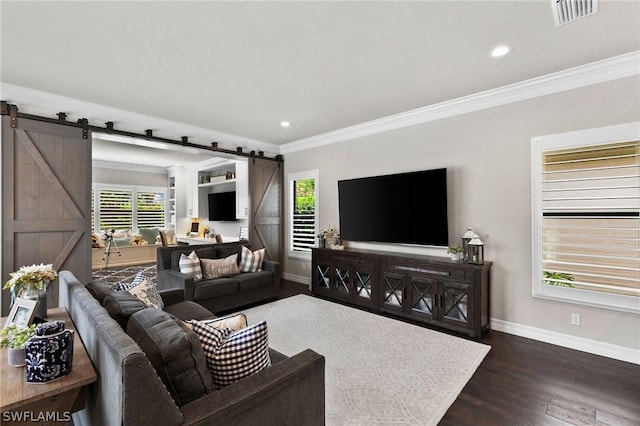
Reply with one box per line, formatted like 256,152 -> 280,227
208,191 -> 237,221
338,168 -> 448,246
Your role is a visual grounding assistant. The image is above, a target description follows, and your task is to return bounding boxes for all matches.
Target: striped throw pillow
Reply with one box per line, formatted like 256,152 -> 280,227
239,246 -> 265,273
179,251 -> 203,282
191,320 -> 271,387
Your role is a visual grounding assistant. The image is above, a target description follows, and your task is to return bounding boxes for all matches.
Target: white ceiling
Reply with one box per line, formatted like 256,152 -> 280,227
1,1 -> 639,159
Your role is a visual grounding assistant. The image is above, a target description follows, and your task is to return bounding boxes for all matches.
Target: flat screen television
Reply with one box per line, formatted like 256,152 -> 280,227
338,168 -> 448,246
208,191 -> 237,221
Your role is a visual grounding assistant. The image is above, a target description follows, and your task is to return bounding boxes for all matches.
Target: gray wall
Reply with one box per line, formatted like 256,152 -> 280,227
283,76 -> 640,351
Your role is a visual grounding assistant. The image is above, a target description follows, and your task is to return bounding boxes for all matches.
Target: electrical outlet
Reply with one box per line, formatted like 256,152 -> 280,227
571,313 -> 581,326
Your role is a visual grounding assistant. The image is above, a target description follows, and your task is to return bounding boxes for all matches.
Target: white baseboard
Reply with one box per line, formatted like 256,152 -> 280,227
283,272 -> 310,288
491,318 -> 640,365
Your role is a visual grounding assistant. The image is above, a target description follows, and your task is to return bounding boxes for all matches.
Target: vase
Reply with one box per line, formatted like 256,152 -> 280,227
8,347 -> 26,367
23,284 -> 48,320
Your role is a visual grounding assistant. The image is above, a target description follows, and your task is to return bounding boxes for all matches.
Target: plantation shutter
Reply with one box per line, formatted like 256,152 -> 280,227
137,190 -> 165,229
292,178 -> 316,252
542,141 -> 640,297
99,188 -> 133,230
91,188 -> 95,231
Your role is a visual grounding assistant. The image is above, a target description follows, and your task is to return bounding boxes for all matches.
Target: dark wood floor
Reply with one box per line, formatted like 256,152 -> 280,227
280,280 -> 640,426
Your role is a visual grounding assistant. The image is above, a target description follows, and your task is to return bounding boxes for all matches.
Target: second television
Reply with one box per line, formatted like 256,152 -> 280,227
208,191 -> 237,221
338,168 -> 448,246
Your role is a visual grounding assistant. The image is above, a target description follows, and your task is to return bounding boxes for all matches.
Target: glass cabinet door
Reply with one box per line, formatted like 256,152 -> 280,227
354,270 -> 373,300
441,282 -> 471,326
411,277 -> 436,319
334,266 -> 350,298
314,263 -> 332,296
382,273 -> 404,310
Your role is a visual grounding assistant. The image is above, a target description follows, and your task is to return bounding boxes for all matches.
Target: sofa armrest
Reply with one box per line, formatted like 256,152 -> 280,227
159,288 -> 185,306
180,349 -> 325,426
262,260 -> 280,276
157,269 -> 196,300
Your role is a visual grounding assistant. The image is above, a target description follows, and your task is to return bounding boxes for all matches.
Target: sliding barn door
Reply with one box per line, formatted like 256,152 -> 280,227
248,158 -> 283,263
1,117 -> 91,315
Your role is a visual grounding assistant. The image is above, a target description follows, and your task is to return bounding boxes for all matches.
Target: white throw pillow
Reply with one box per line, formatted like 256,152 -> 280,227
179,251 -> 203,282
239,246 -> 265,273
127,276 -> 164,309
190,313 -> 247,332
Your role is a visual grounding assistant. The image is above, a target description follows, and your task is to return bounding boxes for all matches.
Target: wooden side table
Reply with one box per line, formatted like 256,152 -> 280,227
0,307 -> 97,425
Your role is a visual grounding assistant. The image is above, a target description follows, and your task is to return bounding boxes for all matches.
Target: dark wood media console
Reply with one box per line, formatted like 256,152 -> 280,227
311,247 -> 492,339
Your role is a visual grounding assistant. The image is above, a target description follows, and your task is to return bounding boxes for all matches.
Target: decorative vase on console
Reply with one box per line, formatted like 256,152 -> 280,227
3,263 -> 57,320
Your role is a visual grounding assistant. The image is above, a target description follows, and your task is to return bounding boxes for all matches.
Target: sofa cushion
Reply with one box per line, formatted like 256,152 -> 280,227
191,319 -> 271,387
236,271 -> 274,291
85,279 -> 114,304
239,246 -> 265,273
215,244 -> 244,265
194,246 -> 218,260
164,301 -> 216,322
102,292 -> 148,329
179,251 -> 203,282
201,254 -> 240,279
193,278 -> 239,300
127,309 -> 215,406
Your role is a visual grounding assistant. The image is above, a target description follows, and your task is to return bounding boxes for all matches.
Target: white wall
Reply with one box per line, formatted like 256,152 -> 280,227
93,166 -> 167,187
283,76 -> 640,351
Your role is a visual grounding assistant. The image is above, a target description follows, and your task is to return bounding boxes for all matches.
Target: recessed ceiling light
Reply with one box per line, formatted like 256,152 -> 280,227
490,45 -> 511,58
280,121 -> 290,128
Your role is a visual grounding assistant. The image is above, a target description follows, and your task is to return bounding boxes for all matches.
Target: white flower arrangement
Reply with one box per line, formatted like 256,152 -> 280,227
3,263 -> 57,306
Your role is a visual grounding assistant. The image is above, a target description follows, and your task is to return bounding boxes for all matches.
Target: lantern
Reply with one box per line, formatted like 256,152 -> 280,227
467,236 -> 485,264
461,227 -> 476,261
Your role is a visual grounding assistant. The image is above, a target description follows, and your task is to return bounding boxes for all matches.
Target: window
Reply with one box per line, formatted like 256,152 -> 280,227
531,123 -> 639,313
92,184 -> 166,231
288,170 -> 318,258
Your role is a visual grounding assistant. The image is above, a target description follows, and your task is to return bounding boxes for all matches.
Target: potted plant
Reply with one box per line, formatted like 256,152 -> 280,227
0,323 -> 37,367
3,263 -> 57,319
447,245 -> 464,261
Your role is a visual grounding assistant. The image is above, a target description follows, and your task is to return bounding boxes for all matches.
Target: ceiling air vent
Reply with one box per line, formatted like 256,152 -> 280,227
551,0 -> 598,26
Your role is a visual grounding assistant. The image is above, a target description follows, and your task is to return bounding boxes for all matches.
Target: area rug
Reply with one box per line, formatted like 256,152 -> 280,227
91,263 -> 156,286
241,295 -> 490,426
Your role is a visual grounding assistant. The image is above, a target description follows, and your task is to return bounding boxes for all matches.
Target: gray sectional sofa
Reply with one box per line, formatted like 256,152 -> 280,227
58,270 -> 325,426
156,242 -> 280,313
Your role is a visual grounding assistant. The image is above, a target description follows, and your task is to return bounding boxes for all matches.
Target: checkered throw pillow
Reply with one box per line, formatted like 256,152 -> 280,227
114,271 -> 146,291
191,320 -> 271,387
239,246 -> 265,273
179,251 -> 203,282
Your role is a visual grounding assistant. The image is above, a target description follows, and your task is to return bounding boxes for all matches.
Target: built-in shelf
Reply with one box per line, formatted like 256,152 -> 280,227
197,178 -> 237,188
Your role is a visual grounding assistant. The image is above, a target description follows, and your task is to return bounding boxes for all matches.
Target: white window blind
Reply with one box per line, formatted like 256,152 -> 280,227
292,178 -> 316,252
137,190 -> 166,229
533,123 -> 640,313
288,171 -> 319,258
541,141 -> 639,298
93,185 -> 167,232
98,188 -> 133,230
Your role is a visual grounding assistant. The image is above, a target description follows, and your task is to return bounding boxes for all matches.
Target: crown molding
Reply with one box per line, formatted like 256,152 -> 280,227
0,82 -> 280,155
280,50 -> 640,154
